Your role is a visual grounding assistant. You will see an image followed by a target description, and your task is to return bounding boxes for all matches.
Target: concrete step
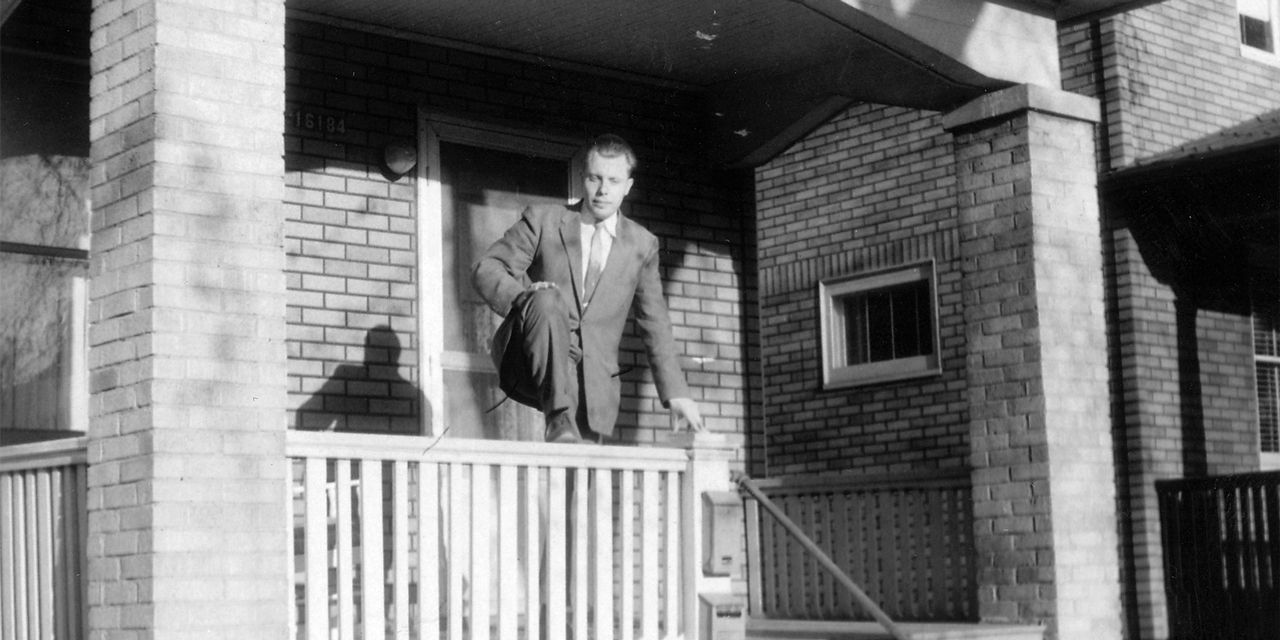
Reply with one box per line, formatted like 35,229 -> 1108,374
747,618 -> 1046,640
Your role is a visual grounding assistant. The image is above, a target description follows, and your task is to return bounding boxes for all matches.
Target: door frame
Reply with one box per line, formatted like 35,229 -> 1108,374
415,108 -> 582,436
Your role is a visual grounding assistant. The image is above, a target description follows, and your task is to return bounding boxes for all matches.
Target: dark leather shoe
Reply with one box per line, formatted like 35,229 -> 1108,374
544,412 -> 582,443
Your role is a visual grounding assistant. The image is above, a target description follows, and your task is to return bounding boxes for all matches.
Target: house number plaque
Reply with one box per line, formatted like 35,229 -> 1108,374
290,110 -> 347,134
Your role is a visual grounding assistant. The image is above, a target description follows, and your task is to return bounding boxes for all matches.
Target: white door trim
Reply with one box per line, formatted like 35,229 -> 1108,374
415,108 -> 581,436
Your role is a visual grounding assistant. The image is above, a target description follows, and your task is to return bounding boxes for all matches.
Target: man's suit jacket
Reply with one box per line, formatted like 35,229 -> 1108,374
472,202 -> 689,436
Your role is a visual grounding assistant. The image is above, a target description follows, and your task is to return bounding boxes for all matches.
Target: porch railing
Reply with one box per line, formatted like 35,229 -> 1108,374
1157,471 -> 1280,640
286,430 -> 735,640
0,435 -> 89,640
736,473 -> 909,640
743,468 -> 975,622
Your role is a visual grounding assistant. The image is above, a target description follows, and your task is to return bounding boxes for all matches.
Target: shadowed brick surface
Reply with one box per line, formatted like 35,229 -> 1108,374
1058,3 -> 1280,638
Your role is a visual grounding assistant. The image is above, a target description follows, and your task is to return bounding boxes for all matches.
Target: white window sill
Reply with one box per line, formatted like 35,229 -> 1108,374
1241,44 -> 1280,65
823,356 -> 941,390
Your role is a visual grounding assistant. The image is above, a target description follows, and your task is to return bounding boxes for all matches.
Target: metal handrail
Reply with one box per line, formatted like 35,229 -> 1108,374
734,471 -> 912,640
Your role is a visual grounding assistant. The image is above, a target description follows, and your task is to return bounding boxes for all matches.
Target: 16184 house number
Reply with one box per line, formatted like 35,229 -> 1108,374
290,110 -> 347,134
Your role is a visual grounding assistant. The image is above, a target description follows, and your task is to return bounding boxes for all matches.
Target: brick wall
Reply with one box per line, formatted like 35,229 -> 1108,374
1197,308 -> 1260,473
1107,215 -> 1261,640
87,0 -> 290,635
1058,4 -> 1277,638
1060,0 -> 1280,170
282,17 -> 757,445
947,89 -> 1117,640
754,104 -> 967,476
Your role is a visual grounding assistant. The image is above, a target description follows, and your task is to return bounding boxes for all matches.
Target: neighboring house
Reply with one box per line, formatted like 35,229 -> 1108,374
1,1 -> 1276,640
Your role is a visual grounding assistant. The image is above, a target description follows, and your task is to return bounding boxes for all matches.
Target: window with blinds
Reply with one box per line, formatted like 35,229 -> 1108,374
1255,278 -> 1279,468
819,261 -> 942,389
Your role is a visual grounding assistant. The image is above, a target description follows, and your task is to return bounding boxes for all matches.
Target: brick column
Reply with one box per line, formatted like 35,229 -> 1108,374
86,0 -> 288,636
942,85 -> 1120,640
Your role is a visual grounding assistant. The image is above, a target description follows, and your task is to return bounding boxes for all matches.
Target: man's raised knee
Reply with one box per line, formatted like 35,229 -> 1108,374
522,287 -> 569,322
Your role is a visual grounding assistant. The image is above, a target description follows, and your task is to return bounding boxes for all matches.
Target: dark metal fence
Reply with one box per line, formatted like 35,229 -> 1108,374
1157,471 -> 1280,640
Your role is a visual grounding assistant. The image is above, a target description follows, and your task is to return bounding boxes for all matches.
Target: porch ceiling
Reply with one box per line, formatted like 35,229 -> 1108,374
0,0 -> 1164,166
282,1 -> 901,166
286,0 -> 1160,167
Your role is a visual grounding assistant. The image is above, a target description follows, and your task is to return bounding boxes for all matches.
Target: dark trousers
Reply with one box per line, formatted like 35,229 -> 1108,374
495,287 -> 588,428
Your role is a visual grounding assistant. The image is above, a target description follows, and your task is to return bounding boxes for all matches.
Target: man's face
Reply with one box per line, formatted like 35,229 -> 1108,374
581,150 -> 634,221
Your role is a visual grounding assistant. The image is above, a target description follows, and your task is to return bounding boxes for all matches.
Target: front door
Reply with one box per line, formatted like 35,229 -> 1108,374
418,115 -> 579,439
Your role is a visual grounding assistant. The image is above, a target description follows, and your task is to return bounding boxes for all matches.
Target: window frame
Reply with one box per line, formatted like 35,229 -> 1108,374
1239,0 -> 1280,64
0,241 -> 90,435
1254,275 -> 1280,470
818,259 -> 942,390
1258,356 -> 1280,471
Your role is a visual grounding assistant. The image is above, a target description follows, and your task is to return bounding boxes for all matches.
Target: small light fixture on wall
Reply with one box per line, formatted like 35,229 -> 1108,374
383,139 -> 417,176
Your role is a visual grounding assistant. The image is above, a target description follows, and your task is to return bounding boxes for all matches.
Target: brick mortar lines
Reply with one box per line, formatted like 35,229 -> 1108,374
756,105 -> 968,476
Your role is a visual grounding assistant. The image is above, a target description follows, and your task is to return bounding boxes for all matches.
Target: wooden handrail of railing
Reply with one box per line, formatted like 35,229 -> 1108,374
0,436 -> 89,473
749,467 -> 969,494
735,471 -> 912,640
286,429 -> 691,470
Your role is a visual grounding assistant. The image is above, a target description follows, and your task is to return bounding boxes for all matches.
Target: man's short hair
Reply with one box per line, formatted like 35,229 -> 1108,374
583,134 -> 637,175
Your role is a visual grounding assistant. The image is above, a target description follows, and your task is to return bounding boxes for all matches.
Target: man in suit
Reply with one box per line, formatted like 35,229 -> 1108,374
472,134 -> 703,442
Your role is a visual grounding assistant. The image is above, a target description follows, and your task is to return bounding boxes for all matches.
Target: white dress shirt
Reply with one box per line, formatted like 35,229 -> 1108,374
580,212 -> 617,289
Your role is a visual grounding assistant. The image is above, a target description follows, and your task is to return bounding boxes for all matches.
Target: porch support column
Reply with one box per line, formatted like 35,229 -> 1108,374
942,84 -> 1120,640
86,0 -> 288,636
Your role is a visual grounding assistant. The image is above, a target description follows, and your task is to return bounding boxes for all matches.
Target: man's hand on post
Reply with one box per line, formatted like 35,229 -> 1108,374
667,397 -> 704,432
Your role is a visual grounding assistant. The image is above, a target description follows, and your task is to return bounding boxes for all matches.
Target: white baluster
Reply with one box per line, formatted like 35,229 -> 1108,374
361,460 -> 386,638
573,468 -> 589,639
449,463 -> 465,640
36,469 -> 53,640
394,461 -> 410,640
498,464 -> 518,640
304,457 -> 328,639
524,466 -> 541,640
75,464 -> 88,639
1,473 -> 15,640
663,472 -> 679,640
418,462 -> 440,640
472,465 -> 492,640
336,461 -> 355,640
619,469 -> 634,640
640,470 -> 660,640
23,472 -> 36,639
593,468 -> 614,640
52,468 -> 68,640
547,468 -> 567,640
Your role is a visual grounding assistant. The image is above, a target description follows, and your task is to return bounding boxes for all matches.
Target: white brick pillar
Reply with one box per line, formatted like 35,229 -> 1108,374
86,0 -> 288,636
942,85 -> 1121,640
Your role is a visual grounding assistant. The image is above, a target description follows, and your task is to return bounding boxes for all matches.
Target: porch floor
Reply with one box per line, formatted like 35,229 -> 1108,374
747,618 -> 1045,640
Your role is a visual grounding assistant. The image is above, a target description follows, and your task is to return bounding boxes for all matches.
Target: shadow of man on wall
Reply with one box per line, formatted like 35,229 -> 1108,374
295,325 -> 430,434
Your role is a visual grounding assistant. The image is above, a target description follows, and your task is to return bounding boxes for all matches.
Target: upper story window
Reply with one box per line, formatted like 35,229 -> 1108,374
819,261 -> 941,389
1240,0 -> 1280,61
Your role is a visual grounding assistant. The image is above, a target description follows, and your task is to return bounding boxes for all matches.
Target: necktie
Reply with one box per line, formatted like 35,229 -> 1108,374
583,222 -> 605,304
